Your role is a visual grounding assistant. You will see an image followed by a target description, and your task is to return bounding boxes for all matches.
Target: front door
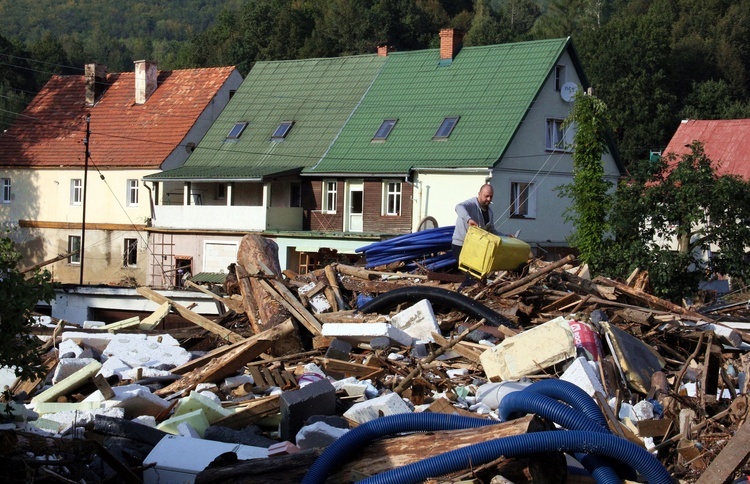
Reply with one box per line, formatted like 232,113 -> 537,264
347,180 -> 363,232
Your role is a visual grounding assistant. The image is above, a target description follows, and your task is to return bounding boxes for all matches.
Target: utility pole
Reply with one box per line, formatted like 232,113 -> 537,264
80,114 -> 90,285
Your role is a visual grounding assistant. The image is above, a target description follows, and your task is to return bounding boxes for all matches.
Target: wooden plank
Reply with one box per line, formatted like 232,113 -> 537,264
696,419 -> 750,484
540,292 -> 580,313
313,357 -> 385,380
136,286 -> 244,343
184,280 -> 244,314
139,301 -> 171,330
213,395 -> 281,429
154,319 -> 295,399
432,332 -> 483,364
100,316 -> 140,332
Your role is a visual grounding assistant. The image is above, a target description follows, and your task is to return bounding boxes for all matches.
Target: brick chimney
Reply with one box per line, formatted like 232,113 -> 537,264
84,63 -> 107,106
134,60 -> 158,104
439,28 -> 464,62
377,44 -> 394,56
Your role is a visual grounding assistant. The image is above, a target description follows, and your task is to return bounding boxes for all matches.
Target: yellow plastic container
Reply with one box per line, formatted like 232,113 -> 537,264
458,226 -> 530,279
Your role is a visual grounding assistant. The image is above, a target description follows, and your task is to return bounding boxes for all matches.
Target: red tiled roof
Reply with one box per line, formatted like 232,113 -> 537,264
0,66 -> 237,168
662,119 -> 750,181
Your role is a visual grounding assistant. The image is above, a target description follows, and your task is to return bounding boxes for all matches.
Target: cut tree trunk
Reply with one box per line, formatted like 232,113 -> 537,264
237,234 -> 303,355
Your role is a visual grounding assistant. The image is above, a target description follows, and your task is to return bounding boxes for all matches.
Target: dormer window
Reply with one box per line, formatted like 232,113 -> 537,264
372,119 -> 397,141
227,122 -> 248,139
433,116 -> 459,140
272,121 -> 294,140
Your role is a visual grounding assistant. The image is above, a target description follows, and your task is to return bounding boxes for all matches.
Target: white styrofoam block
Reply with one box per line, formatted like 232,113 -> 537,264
143,435 -> 268,484
52,358 -> 98,385
57,338 -> 84,358
322,323 -> 413,347
98,355 -> 132,379
84,384 -> 171,418
224,374 -> 254,388
120,367 -> 174,381
343,392 -> 412,424
61,331 -> 116,353
132,415 -> 158,427
560,357 -> 605,397
102,334 -> 192,368
703,324 -> 742,347
157,409 -> 210,438
480,316 -> 576,381
173,391 -> 233,424
389,299 -> 440,342
295,421 -> 349,450
32,407 -> 125,435
83,320 -> 106,329
0,366 -> 19,391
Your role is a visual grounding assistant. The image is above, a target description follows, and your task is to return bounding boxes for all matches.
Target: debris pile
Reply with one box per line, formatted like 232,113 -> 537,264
3,233 -> 750,483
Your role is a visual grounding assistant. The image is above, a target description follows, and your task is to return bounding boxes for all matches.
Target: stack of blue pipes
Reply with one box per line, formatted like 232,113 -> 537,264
355,226 -> 455,271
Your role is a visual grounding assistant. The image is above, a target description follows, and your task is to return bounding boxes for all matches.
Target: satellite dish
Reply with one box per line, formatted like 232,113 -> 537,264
560,82 -> 578,102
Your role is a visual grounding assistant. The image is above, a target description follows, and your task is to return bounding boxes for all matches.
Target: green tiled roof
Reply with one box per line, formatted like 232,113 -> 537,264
306,38 -> 570,175
146,55 -> 387,181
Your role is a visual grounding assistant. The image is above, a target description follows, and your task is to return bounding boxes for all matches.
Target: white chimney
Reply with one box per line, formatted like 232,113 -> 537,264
134,60 -> 158,104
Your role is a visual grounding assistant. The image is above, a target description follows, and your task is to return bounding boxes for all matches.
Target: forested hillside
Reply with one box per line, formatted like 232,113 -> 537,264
2,0 -> 750,166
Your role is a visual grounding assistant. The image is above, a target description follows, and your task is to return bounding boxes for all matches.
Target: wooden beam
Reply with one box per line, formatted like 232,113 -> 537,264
155,319 -> 295,399
696,419 -> 750,484
136,286 -> 244,343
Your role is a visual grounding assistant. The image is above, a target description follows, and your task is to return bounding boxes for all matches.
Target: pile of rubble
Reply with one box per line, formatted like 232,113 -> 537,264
3,233 -> 750,483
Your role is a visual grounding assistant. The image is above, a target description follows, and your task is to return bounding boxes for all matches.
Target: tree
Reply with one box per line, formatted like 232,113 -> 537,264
558,92 -> 612,273
604,142 -> 750,301
0,233 -> 56,381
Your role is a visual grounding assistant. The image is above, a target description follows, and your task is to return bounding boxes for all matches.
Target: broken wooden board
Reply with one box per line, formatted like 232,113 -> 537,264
136,286 -> 244,343
155,319 -> 295,399
139,301 -> 171,330
213,394 -> 281,430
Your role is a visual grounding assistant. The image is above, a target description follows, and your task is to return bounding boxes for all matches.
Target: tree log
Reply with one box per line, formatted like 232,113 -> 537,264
329,414 -> 567,482
237,234 -> 303,355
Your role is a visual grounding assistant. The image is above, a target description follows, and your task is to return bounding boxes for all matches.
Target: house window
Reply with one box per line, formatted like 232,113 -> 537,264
226,122 -> 248,139
1,178 -> 10,203
127,179 -> 139,206
216,183 -> 226,200
290,182 -> 301,207
373,119 -> 397,141
433,116 -> 459,140
546,118 -> 571,151
68,235 -> 81,264
272,121 -> 294,140
510,181 -> 536,219
71,179 -> 82,205
123,238 -> 138,267
382,180 -> 402,216
555,65 -> 566,91
323,180 -> 337,213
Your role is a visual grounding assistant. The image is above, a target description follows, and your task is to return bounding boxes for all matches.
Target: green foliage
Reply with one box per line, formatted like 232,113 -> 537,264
558,92 -> 612,273
0,233 -> 56,381
602,143 -> 750,301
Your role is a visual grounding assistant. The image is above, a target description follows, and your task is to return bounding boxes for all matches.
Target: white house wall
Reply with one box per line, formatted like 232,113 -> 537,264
411,172 -> 491,229
5,167 -> 155,284
491,49 -> 621,247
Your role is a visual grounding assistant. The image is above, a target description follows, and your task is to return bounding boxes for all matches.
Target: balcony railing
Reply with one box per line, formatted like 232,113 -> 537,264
152,205 -> 303,231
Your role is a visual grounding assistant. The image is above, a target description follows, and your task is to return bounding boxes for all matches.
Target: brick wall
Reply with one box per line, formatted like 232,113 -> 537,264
305,178 -> 412,234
